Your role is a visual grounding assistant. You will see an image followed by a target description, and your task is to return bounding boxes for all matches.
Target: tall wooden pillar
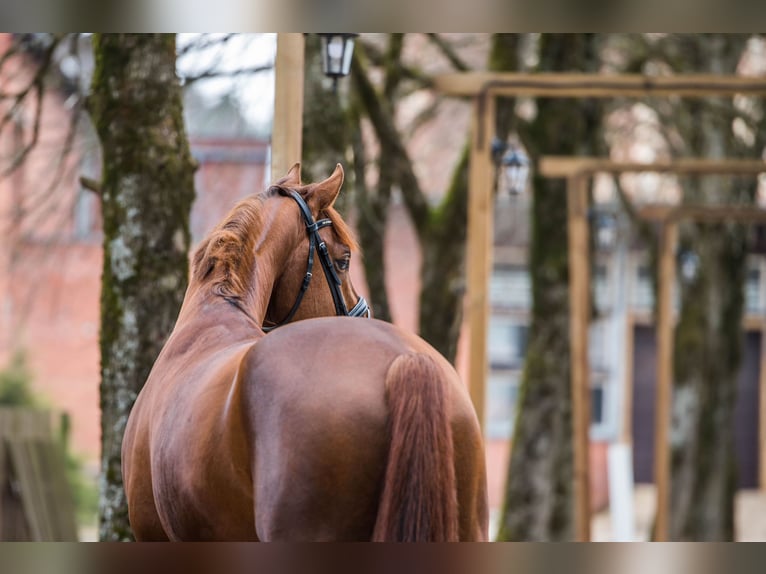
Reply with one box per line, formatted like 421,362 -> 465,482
271,33 -> 305,179
654,221 -> 678,541
467,93 -> 496,431
567,174 -> 592,542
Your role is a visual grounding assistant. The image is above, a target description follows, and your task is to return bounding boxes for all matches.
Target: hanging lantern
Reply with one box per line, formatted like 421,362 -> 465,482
594,212 -> 618,251
500,146 -> 530,196
317,34 -> 359,91
679,250 -> 700,283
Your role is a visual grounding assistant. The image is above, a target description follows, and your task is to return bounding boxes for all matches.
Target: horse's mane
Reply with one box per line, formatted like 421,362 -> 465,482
191,186 -> 358,304
191,191 -> 270,303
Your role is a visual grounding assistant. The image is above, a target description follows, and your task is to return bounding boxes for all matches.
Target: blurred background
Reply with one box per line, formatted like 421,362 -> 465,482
0,33 -> 765,542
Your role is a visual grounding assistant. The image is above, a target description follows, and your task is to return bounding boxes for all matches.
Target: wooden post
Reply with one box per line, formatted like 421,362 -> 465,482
567,174 -> 592,542
436,71 -> 766,538
759,320 -> 766,490
271,33 -> 305,179
622,313 -> 636,443
466,93 -> 496,431
654,221 -> 678,541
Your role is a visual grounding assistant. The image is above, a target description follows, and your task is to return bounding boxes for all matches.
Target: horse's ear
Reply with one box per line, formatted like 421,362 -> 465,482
275,163 -> 301,187
307,163 -> 344,211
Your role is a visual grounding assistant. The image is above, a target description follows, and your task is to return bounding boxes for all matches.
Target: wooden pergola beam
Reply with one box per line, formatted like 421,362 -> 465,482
539,157 -> 766,178
543,156 -> 766,542
638,204 -> 766,224
434,72 -> 766,98
440,72 -> 766,543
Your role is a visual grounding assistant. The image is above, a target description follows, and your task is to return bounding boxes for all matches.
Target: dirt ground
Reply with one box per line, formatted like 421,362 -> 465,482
592,485 -> 766,542
82,485 -> 766,541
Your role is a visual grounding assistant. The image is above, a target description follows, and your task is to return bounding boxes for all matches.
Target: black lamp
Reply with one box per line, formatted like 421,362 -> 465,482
317,34 -> 359,92
500,146 -> 530,196
679,250 -> 700,283
594,212 -> 618,251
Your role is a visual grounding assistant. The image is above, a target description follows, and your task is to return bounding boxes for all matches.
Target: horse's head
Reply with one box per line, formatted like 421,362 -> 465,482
264,163 -> 369,329
191,163 -> 368,330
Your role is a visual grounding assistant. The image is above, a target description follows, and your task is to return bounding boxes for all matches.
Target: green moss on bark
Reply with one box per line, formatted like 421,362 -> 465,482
418,145 -> 470,363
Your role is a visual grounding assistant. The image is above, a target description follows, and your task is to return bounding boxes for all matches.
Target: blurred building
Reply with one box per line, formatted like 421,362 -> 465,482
0,33 -> 268,475
486,190 -> 766,515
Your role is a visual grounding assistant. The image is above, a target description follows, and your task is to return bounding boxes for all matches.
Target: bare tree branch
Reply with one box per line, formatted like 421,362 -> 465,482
80,175 -> 102,195
359,38 -> 434,89
0,35 -> 62,177
425,33 -> 471,72
10,99 -> 85,239
2,78 -> 44,178
403,96 -> 443,139
351,44 -> 430,236
176,33 -> 238,58
180,64 -> 273,86
0,40 -> 20,73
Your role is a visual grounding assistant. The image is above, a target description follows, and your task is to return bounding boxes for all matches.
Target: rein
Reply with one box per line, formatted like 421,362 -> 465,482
263,190 -> 370,332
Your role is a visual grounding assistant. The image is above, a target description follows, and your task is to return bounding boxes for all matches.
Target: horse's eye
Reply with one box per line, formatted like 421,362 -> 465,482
335,258 -> 350,271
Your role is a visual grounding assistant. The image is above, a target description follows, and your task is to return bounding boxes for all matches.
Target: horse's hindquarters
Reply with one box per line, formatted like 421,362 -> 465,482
243,319 -> 489,541
245,346 -> 392,540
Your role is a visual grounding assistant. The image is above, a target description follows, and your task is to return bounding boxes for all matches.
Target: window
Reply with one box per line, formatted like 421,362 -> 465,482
589,319 -> 608,371
490,266 -> 530,309
487,315 -> 527,439
591,387 -> 604,426
746,266 -> 762,313
594,263 -> 611,312
487,263 -> 620,441
486,371 -> 521,439
590,373 -> 609,427
631,264 -> 654,310
488,317 -> 528,369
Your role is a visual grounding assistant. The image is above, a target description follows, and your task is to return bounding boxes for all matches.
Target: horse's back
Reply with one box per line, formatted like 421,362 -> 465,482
126,316 -> 488,541
242,317 -> 488,541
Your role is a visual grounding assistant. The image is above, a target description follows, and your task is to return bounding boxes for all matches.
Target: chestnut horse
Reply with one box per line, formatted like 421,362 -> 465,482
121,164 -> 488,541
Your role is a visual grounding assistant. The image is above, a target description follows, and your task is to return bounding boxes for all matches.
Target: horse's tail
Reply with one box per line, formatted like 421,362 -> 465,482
372,353 -> 459,542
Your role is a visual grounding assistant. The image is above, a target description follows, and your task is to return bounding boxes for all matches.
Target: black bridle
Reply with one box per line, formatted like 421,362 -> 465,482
263,190 -> 370,332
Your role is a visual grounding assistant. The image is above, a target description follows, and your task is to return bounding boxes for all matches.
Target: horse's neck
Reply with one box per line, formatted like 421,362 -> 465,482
181,269 -> 275,332
187,208 -> 285,331
175,291 -> 264,343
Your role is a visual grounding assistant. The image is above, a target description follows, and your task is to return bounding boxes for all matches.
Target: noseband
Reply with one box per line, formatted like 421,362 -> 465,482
263,190 -> 370,332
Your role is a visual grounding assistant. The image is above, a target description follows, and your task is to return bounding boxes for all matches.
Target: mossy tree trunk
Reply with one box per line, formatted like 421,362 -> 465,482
417,146 -> 470,361
88,34 -> 195,541
302,34 -> 393,322
662,34 -> 760,541
497,34 -> 606,541
351,34 -> 508,362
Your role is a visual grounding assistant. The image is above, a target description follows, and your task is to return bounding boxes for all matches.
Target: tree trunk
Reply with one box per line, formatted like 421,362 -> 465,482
351,34 -> 519,362
89,34 -> 195,541
665,34 -> 756,541
498,34 -> 606,541
418,146 -> 470,362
